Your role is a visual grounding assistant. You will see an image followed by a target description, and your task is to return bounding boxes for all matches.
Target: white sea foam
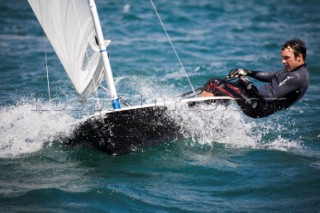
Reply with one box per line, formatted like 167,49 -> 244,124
168,102 -> 257,146
0,103 -> 77,158
123,4 -> 131,13
166,101 -> 304,152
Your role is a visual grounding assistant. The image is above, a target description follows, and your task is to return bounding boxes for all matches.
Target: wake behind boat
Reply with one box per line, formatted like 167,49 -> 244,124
28,0 -> 233,155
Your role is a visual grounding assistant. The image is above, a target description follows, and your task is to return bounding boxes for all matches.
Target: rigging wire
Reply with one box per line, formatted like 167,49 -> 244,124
149,0 -> 196,95
39,0 -> 53,118
44,41 -> 52,113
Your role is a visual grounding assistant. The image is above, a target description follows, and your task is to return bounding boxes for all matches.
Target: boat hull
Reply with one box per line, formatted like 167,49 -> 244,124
67,97 -> 233,155
68,106 -> 182,155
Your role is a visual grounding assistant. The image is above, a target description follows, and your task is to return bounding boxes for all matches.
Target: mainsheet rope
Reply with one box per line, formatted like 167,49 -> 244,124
149,0 -> 196,95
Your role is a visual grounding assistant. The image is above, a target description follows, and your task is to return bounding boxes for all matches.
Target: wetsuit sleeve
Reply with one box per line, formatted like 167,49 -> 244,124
247,70 -> 278,82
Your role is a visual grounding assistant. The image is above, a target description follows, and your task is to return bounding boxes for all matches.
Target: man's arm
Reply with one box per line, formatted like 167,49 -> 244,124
227,68 -> 278,82
248,70 -> 278,82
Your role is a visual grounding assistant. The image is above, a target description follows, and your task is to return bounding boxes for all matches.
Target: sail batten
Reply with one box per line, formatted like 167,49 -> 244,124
28,0 -> 104,99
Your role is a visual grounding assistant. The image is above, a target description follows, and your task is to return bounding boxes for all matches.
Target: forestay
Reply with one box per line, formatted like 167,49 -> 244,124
28,0 -> 104,99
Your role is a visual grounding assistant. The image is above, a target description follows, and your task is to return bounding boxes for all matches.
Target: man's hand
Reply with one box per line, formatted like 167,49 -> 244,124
226,68 -> 249,79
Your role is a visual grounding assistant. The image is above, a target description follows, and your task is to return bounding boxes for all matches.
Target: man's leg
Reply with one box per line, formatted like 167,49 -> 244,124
201,78 -> 240,98
199,90 -> 214,97
200,78 -> 266,118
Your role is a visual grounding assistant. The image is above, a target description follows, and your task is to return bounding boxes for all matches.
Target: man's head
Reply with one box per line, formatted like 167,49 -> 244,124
281,39 -> 307,71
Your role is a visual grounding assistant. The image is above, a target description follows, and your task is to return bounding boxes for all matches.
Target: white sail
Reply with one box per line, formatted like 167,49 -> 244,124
28,0 -> 104,99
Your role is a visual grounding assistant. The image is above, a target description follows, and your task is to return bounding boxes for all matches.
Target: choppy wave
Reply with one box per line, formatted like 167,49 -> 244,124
0,102 -> 77,158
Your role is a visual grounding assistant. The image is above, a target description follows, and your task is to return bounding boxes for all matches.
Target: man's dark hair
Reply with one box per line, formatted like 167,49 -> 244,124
282,39 -> 307,61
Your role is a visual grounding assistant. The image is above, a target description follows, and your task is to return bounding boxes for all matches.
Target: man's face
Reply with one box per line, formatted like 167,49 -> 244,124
281,47 -> 304,71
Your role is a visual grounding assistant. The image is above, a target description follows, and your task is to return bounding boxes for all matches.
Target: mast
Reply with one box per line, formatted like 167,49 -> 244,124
88,0 -> 120,109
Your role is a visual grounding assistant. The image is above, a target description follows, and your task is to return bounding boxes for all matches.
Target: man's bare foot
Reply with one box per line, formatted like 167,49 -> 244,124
199,91 -> 214,97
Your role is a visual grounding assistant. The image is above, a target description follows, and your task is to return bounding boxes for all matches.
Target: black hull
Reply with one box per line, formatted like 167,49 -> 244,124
68,106 -> 183,155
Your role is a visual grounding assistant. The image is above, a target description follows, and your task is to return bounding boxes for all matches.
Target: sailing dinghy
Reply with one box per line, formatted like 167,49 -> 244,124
28,0 -> 232,155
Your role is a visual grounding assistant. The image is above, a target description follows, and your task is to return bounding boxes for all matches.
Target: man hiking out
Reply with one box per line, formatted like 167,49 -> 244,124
200,38 -> 309,118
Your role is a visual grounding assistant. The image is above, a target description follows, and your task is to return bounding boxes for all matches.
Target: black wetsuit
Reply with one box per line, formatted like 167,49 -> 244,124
203,64 -> 309,118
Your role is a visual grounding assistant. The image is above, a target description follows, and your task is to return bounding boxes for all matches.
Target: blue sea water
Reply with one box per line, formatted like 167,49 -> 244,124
1,0 -> 320,212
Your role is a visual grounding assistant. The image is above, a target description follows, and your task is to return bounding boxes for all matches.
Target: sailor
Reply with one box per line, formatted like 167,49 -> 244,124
200,39 -> 309,118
